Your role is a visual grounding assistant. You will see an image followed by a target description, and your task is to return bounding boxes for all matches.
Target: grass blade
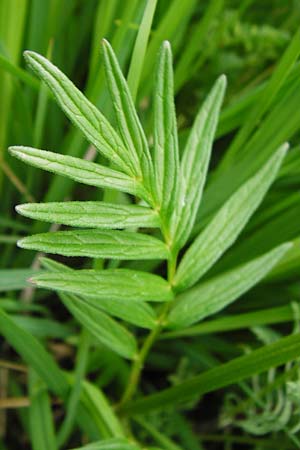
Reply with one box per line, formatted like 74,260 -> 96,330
72,437 -> 141,450
121,332 -> 300,415
0,308 -> 68,396
29,370 -> 57,450
127,0 -> 158,102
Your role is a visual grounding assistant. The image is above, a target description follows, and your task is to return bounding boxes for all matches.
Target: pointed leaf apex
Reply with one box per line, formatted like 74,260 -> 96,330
217,74 -> 227,89
101,38 -> 109,47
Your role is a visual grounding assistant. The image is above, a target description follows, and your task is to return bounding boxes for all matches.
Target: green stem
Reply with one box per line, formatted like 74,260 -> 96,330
118,248 -> 176,409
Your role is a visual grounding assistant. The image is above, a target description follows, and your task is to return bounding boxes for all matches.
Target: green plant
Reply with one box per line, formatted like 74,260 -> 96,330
2,2 -> 300,449
5,36 -> 299,449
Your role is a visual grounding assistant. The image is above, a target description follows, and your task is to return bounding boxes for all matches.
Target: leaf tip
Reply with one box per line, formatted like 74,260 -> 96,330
17,238 -> 26,249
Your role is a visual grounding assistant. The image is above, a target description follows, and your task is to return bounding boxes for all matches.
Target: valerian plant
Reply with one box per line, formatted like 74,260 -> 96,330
9,39 -> 294,448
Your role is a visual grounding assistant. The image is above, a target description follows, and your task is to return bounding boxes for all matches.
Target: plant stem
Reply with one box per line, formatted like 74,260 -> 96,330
118,249 -> 176,409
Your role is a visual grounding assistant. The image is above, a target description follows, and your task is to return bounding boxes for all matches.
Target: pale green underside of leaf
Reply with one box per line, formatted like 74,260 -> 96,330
172,75 -> 227,250
168,243 -> 291,328
16,202 -> 159,229
41,258 -> 157,330
18,229 -> 169,260
31,268 -> 173,303
43,252 -> 138,359
61,292 -> 137,359
9,146 -> 149,200
24,51 -> 136,176
72,438 -> 141,450
153,41 -> 179,219
174,144 -> 288,291
102,40 -> 153,192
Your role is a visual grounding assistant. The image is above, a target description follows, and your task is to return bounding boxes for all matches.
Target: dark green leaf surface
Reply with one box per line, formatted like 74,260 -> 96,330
18,229 -> 169,260
122,332 -> 300,415
29,370 -> 57,450
169,243 -> 291,328
72,437 -> 141,450
0,308 -> 68,396
16,202 -> 159,229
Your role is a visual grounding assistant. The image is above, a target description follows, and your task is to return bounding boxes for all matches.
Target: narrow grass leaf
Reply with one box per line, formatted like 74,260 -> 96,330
72,437 -> 141,450
153,41 -> 179,224
0,53 -> 40,90
169,243 -> 291,328
101,40 -> 153,192
57,331 -> 90,447
127,0 -> 158,102
31,268 -> 173,303
18,229 -> 169,260
29,370 -> 57,450
174,144 -> 288,291
172,75 -> 226,250
23,51 -> 136,176
121,332 -> 300,415
220,27 -> 300,170
162,304 -> 297,339
41,257 -> 156,330
80,380 -> 125,438
0,308 -> 68,396
16,201 -> 160,229
0,268 -> 41,291
9,146 -> 148,200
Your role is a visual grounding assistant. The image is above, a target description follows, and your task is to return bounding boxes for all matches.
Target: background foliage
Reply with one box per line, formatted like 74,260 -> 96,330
1,0 -> 300,449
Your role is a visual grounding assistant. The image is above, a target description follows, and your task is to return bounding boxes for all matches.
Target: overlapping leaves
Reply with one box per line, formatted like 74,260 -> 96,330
13,39 -> 290,353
